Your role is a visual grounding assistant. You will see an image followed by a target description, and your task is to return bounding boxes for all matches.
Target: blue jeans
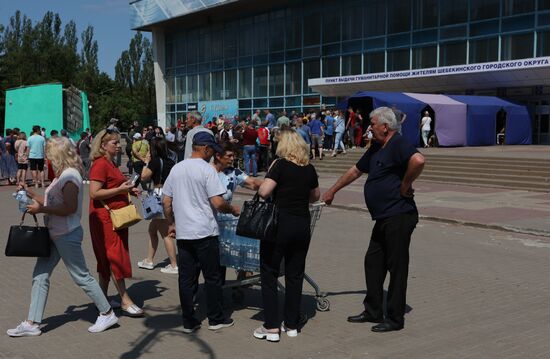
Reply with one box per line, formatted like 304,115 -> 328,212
334,132 -> 346,152
28,226 -> 110,323
243,145 -> 257,176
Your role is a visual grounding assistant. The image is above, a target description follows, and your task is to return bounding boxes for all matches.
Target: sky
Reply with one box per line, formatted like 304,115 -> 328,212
0,0 -> 148,78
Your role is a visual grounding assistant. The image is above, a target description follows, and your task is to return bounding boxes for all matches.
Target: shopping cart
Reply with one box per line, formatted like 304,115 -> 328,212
218,202 -> 330,312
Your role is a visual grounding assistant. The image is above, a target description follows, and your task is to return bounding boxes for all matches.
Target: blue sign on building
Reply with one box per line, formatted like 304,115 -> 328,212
198,99 -> 239,124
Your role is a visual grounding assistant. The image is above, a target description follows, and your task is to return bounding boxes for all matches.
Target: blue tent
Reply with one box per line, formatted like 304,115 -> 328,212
347,91 -> 426,146
448,95 -> 532,145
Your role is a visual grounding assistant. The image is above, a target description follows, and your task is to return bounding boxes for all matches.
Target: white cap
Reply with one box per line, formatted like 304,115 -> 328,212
133,133 -> 142,139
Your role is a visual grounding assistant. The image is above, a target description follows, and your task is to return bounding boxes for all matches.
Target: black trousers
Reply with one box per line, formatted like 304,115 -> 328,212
177,237 -> 225,328
260,211 -> 311,330
363,211 -> 418,327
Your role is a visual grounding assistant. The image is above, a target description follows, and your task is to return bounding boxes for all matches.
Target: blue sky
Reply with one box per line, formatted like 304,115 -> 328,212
0,0 -> 148,78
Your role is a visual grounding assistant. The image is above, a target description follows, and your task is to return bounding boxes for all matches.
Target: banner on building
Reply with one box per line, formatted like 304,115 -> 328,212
198,99 -> 239,124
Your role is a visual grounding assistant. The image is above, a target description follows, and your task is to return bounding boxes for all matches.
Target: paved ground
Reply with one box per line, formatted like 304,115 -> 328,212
1,146 -> 550,358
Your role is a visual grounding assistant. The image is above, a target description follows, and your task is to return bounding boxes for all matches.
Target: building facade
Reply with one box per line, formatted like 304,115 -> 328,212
131,0 -> 550,144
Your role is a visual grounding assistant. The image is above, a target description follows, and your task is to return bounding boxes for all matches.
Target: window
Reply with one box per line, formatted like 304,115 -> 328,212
323,9 -> 341,43
270,65 -> 284,96
270,11 -> 285,52
188,75 -> 198,102
540,0 -> 550,10
211,27 -> 223,61
212,72 -> 223,100
412,46 -> 437,69
503,0 -> 534,16
469,37 -> 498,64
285,62 -> 301,95
342,4 -> 363,40
303,60 -> 320,94
166,41 -> 174,68
323,57 -> 340,77
239,18 -> 254,56
387,48 -> 410,71
365,1 -> 386,37
286,11 -> 302,49
413,0 -> 438,29
198,29 -> 211,63
224,22 -> 238,59
175,77 -> 186,102
365,52 -> 385,73
239,68 -> 252,98
254,66 -> 268,97
175,34 -> 186,67
166,76 -> 175,103
388,0 -> 411,34
199,73 -> 211,101
254,15 -> 269,54
440,0 -> 467,25
303,11 -> 321,46
502,33 -> 534,60
187,30 -> 198,64
225,70 -> 237,99
439,42 -> 466,66
470,0 -> 500,21
342,55 -> 362,75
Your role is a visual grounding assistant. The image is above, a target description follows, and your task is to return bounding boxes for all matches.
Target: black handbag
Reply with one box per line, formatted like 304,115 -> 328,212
5,211 -> 51,257
236,193 -> 278,242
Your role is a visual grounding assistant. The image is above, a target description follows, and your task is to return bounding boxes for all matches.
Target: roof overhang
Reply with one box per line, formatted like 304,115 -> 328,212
309,57 -> 550,97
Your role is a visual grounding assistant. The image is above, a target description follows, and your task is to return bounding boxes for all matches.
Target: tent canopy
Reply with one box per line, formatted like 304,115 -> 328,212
448,95 -> 532,145
405,93 -> 467,147
347,91 -> 426,146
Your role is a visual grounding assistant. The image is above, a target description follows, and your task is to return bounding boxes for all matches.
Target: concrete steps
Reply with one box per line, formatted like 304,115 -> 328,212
313,149 -> 550,192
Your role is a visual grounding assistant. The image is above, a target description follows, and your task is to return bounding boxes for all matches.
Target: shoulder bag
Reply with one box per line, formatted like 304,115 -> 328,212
236,193 -> 278,242
5,211 -> 51,257
141,159 -> 164,220
101,193 -> 142,230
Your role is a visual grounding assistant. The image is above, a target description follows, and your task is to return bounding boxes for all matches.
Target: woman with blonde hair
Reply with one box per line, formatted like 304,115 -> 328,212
253,129 -> 320,342
88,129 -> 144,317
7,136 -> 117,337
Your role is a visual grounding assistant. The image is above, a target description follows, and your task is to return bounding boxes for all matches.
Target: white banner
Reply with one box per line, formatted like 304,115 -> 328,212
309,57 -> 550,87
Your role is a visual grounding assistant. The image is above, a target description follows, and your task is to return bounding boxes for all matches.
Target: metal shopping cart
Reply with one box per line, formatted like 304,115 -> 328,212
218,202 -> 330,311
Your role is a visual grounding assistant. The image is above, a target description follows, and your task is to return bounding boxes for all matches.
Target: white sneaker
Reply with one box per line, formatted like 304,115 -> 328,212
281,322 -> 298,337
7,321 -> 41,337
160,264 -> 178,274
253,325 -> 280,342
88,311 -> 118,333
137,259 -> 154,270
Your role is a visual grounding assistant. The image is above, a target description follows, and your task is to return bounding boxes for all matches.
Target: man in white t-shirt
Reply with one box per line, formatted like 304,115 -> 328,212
184,112 -> 213,159
163,131 -> 239,334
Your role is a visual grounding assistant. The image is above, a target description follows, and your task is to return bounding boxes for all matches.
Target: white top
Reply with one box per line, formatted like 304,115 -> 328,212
184,126 -> 213,159
44,168 -> 83,239
421,116 -> 432,131
163,158 -> 226,240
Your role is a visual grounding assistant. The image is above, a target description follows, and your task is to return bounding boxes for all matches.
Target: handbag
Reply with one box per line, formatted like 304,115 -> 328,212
141,159 -> 164,220
236,193 -> 278,242
5,211 -> 51,257
101,193 -> 142,230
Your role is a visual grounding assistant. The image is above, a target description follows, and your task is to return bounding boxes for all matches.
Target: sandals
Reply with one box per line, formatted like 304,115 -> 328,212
121,304 -> 144,317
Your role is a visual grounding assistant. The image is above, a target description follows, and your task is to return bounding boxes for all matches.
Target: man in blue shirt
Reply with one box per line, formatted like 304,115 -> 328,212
323,111 -> 335,150
264,109 -> 276,129
27,125 -> 46,188
308,112 -> 324,160
322,107 -> 425,333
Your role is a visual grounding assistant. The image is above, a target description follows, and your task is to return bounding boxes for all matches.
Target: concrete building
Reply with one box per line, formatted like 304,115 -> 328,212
131,0 -> 550,144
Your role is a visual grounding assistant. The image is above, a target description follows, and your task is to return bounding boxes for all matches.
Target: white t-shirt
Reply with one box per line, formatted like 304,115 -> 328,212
44,167 -> 83,239
421,116 -> 432,131
184,126 -> 213,159
163,158 -> 226,240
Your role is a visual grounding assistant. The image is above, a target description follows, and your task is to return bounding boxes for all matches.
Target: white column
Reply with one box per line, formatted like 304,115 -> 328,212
152,27 -> 167,129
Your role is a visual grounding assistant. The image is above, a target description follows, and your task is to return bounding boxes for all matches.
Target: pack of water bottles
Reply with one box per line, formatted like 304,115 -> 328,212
218,217 -> 260,272
12,190 -> 32,213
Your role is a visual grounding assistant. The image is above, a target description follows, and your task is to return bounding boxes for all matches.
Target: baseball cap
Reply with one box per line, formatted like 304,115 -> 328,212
133,132 -> 142,139
193,132 -> 222,153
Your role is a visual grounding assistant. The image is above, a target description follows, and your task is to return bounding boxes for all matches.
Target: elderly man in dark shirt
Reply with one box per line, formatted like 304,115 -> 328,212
322,106 -> 425,333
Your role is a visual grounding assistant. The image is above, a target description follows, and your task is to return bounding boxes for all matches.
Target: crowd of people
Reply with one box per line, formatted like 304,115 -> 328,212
6,106 -> 425,342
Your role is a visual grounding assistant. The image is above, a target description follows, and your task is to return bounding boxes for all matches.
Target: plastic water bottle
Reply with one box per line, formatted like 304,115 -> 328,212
13,190 -> 31,213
